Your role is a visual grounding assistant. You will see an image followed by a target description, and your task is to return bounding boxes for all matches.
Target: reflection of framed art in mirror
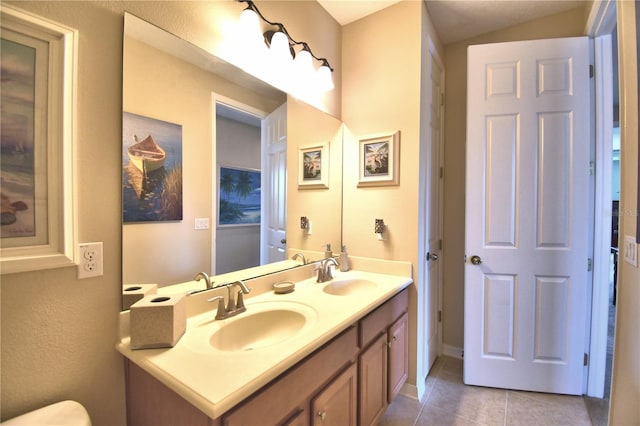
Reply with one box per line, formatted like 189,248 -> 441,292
0,5 -> 78,274
357,131 -> 400,187
217,165 -> 261,226
122,112 -> 183,223
298,143 -> 329,189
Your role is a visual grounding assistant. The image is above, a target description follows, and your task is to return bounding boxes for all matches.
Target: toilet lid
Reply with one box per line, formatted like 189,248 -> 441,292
2,400 -> 91,426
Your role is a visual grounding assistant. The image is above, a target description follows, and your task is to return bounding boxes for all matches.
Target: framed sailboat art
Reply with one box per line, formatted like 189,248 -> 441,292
122,112 -> 183,223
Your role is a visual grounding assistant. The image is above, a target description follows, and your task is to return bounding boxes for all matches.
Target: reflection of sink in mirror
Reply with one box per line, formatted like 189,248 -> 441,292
209,307 -> 314,352
323,279 -> 378,296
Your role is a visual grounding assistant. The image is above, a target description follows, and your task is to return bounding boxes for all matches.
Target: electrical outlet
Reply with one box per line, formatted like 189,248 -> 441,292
623,235 -> 638,267
78,242 -> 103,279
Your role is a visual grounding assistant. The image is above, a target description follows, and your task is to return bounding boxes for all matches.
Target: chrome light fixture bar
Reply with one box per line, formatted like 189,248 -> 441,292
237,0 -> 334,91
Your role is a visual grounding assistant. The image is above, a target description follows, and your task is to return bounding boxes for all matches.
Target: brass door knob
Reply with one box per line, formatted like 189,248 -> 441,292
470,255 -> 482,265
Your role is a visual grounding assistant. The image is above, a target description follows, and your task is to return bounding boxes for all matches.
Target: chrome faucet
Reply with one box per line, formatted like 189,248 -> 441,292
316,257 -> 339,283
292,252 -> 307,264
208,280 -> 251,320
194,271 -> 213,289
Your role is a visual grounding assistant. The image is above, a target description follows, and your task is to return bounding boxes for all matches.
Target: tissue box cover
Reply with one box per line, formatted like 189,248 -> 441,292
130,294 -> 186,349
122,283 -> 158,310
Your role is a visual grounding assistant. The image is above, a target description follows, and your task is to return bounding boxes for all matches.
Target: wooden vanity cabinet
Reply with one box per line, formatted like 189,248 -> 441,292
125,288 -> 409,426
358,289 -> 409,426
223,326 -> 358,426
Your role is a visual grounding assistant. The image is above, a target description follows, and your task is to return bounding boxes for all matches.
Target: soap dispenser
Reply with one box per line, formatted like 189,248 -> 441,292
324,243 -> 332,259
339,245 -> 350,272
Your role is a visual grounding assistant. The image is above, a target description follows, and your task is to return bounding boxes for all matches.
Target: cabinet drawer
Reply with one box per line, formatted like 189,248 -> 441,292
359,288 -> 408,348
223,326 -> 358,426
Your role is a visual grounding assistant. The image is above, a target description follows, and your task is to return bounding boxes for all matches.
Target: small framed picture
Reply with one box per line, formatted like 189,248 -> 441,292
358,131 -> 400,187
298,143 -> 329,189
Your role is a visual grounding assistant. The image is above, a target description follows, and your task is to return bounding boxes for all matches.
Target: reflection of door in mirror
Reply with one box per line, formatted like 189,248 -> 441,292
214,101 -> 287,274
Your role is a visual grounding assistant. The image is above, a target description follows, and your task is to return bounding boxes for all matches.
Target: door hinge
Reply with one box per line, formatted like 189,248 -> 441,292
439,239 -> 443,250
588,258 -> 593,272
589,64 -> 594,78
439,167 -> 444,179
440,92 -> 445,106
589,161 -> 595,176
584,353 -> 589,366
438,310 -> 442,323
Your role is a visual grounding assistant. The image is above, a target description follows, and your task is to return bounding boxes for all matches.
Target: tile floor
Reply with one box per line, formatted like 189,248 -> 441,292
379,356 -> 606,426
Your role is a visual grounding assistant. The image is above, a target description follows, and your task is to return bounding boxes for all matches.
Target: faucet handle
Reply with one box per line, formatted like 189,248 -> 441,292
207,296 -> 227,320
225,285 -> 237,311
236,290 -> 247,313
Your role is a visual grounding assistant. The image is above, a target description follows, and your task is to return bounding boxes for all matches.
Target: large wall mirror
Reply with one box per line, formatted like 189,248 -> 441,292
122,13 -> 343,310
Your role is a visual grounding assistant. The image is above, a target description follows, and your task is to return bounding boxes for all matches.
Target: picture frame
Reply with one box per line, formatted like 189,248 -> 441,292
357,131 -> 400,187
0,5 -> 78,274
122,112 -> 183,223
217,165 -> 261,226
298,143 -> 329,189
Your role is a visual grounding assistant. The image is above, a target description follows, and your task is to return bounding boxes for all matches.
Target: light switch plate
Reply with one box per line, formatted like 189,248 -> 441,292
195,218 -> 209,230
623,235 -> 638,267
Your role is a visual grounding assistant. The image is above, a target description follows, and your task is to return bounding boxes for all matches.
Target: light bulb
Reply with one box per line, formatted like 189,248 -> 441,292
239,8 -> 261,44
269,31 -> 292,63
317,64 -> 334,91
294,48 -> 313,73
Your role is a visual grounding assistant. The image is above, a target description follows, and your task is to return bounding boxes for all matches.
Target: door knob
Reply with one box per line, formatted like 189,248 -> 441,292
470,255 -> 482,265
280,238 -> 286,244
427,252 -> 439,261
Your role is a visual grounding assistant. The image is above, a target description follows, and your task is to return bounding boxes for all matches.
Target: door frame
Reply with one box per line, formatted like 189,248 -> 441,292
211,93 -> 268,275
416,34 -> 445,399
586,0 -> 617,398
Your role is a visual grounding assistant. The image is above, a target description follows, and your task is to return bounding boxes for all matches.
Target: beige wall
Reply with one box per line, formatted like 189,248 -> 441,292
341,0 -> 444,388
0,2 -> 341,424
441,7 -> 588,349
609,1 -> 640,423
286,97 -> 343,256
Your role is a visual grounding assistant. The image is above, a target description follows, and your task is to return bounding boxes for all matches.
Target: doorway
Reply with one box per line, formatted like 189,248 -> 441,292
215,102 -> 264,274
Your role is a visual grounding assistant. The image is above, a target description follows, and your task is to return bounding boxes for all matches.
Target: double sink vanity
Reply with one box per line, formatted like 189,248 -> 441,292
117,258 -> 412,425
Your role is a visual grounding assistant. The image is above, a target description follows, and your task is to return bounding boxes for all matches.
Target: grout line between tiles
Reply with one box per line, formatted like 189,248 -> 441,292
504,391 -> 509,426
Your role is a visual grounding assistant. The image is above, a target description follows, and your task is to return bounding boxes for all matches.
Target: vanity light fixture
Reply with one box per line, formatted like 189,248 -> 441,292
236,0 -> 334,92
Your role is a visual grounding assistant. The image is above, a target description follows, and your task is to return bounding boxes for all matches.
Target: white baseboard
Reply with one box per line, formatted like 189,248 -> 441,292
442,344 -> 463,359
399,382 -> 419,400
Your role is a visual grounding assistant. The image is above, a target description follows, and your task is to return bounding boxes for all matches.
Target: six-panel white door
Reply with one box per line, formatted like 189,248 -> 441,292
261,102 -> 287,264
464,37 -> 592,395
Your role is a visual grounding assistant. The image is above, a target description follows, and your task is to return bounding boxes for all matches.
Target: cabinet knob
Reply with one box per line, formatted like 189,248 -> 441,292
317,411 -> 327,421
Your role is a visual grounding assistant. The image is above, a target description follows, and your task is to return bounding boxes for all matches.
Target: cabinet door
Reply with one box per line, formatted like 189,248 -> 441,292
388,312 -> 409,402
358,333 -> 388,426
311,363 -> 357,426
283,408 -> 308,426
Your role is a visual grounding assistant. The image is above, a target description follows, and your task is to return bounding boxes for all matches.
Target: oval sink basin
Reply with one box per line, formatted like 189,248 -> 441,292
323,279 -> 378,296
210,309 -> 308,352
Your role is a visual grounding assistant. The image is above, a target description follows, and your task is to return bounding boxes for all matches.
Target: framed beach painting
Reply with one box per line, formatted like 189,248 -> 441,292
122,112 -> 183,223
218,165 -> 261,226
0,5 -> 78,274
298,143 -> 329,189
357,131 -> 400,187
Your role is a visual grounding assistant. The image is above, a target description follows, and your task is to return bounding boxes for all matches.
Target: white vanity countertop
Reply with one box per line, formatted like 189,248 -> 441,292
117,268 -> 412,420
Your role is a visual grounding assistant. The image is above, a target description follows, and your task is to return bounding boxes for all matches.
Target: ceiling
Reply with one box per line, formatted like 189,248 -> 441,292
317,0 -> 587,45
